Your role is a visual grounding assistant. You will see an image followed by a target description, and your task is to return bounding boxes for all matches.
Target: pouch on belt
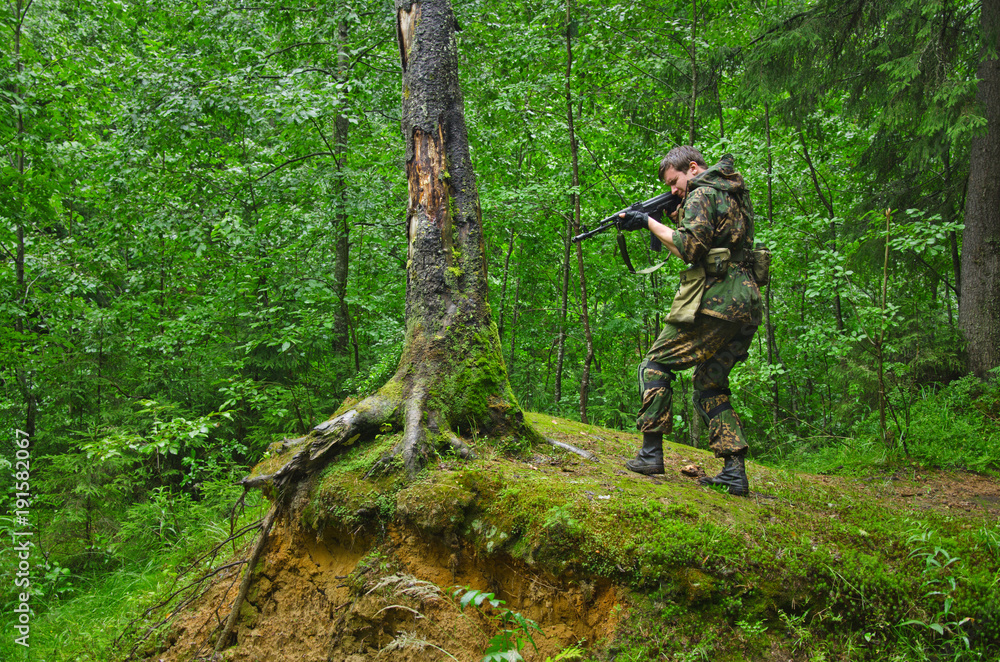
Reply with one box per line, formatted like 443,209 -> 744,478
666,247 -> 731,324
666,265 -> 707,324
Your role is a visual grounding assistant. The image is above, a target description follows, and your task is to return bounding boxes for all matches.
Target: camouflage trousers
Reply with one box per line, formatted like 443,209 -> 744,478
637,316 -> 757,457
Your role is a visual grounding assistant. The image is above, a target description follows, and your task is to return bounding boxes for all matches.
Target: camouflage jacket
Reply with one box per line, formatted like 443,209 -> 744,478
672,155 -> 763,326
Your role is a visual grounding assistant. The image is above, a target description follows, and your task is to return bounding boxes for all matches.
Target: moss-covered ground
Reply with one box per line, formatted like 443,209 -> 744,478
302,412 -> 1000,661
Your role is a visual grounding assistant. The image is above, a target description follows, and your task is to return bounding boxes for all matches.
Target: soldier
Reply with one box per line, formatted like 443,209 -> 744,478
617,146 -> 762,496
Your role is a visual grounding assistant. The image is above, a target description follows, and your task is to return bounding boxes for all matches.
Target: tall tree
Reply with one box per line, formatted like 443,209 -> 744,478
331,18 -> 353,357
565,0 -> 595,423
248,0 -> 533,486
7,0 -> 35,439
961,1 -> 1000,378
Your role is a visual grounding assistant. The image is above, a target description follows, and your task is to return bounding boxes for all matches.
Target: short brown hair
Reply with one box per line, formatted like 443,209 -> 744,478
658,146 -> 706,181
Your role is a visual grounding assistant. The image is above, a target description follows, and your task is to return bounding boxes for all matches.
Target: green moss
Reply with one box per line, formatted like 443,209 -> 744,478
396,471 -> 478,536
445,442 -> 991,651
247,574 -> 268,605
426,323 -> 522,435
673,567 -> 717,603
300,434 -> 404,531
238,599 -> 257,625
331,396 -> 361,418
374,377 -> 405,405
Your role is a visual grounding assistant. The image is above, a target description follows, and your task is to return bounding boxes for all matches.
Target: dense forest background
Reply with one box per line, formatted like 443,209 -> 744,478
2,0 -> 999,655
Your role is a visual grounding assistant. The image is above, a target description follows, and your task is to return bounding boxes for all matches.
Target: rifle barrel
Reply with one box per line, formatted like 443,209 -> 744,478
571,219 -> 616,243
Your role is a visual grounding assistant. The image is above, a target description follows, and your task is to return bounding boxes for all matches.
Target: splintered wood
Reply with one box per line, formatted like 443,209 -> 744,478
396,3 -> 419,70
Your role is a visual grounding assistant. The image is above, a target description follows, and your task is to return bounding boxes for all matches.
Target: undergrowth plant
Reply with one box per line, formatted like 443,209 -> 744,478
453,586 -> 542,662
770,372 -> 1000,476
0,484 -> 268,662
899,524 -> 976,660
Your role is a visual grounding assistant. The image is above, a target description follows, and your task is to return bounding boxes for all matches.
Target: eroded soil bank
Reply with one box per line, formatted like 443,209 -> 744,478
150,515 -> 622,662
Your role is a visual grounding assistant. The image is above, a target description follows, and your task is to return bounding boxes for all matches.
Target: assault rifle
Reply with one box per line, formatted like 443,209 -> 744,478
572,191 -> 681,273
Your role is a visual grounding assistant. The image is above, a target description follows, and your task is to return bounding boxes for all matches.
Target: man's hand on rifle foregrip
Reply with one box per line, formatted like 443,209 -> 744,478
617,210 -> 649,231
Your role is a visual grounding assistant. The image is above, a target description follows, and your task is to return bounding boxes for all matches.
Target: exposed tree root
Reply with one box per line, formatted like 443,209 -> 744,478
445,430 -> 476,459
398,384 -> 430,476
212,505 -> 278,657
244,368 -> 524,487
217,369 -> 533,655
241,390 -> 402,490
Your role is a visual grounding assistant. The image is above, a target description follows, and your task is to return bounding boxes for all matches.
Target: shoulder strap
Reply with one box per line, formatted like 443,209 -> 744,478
617,231 -> 636,274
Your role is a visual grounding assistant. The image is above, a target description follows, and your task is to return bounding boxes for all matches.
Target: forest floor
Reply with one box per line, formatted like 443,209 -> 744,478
134,412 -> 1000,662
814,467 -> 1000,516
520,412 -> 1000,519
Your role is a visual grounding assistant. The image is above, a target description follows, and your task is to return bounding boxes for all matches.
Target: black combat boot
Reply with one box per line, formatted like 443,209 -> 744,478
699,449 -> 749,496
626,432 -> 664,475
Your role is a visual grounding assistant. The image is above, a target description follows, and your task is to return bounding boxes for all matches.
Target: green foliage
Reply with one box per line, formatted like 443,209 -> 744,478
898,524 -> 977,660
902,376 -> 1000,473
0,0 -> 986,484
0,478 -> 264,662
453,586 -> 542,662
0,0 -> 995,658
342,342 -> 403,398
736,616 -> 768,638
777,374 -> 1000,476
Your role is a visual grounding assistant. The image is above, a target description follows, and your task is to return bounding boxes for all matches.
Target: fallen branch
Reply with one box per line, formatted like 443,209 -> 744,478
544,437 -> 599,462
118,507 -> 267,660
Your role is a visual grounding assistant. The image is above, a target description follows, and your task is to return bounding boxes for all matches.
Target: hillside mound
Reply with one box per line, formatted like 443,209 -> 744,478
136,413 -> 1000,661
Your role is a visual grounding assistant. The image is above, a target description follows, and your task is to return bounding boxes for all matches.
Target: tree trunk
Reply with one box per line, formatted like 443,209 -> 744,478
391,0 -> 532,469
943,149 -> 961,308
689,383 -> 702,447
715,76 -> 724,139
497,226 -> 516,340
689,0 -> 698,144
509,277 -> 521,381
555,216 -> 571,410
961,1 -> 1000,379
331,19 -> 351,354
764,102 -> 779,425
12,0 -> 36,439
878,210 -> 892,447
249,0 -> 532,489
799,128 -> 845,333
566,0 -> 594,424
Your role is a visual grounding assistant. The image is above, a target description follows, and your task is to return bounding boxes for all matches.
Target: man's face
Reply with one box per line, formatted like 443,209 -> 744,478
662,162 -> 701,198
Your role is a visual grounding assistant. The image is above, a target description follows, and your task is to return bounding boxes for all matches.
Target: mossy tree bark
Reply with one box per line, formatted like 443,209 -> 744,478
248,0 -> 530,489
388,0 -> 529,473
